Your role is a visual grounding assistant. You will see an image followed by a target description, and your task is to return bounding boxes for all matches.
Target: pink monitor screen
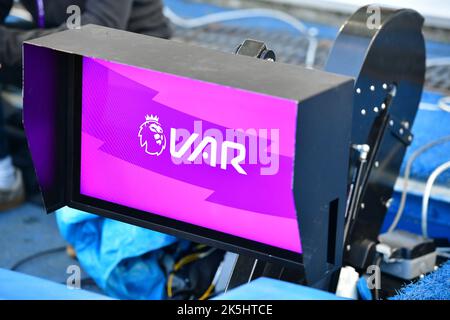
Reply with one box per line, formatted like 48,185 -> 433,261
80,57 -> 302,253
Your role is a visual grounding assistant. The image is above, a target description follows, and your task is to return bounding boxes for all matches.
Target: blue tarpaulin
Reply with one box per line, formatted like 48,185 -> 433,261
56,207 -> 178,299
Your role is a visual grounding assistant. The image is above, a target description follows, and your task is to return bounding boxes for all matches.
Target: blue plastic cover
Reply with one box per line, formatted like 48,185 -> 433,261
56,207 -> 178,299
357,276 -> 373,300
0,268 -> 112,300
215,277 -> 344,300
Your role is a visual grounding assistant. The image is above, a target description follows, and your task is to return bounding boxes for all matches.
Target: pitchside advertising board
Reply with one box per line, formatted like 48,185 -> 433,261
23,25 -> 353,282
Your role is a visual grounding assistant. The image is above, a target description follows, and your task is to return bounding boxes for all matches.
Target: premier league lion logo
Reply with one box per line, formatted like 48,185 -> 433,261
138,114 -> 166,156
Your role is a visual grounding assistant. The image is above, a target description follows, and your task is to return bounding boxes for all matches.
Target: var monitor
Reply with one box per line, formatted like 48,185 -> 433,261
23,25 -> 353,283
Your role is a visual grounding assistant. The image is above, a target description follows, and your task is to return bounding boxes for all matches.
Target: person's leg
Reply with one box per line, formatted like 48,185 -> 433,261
0,82 -> 25,210
0,92 -> 16,188
0,94 -> 9,158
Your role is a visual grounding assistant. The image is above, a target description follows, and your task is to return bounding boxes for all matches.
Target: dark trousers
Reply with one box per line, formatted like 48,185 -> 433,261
0,65 -> 21,160
0,95 -> 9,159
0,20 -> 33,160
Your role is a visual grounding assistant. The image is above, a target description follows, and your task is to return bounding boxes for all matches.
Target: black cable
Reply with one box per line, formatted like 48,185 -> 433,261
373,254 -> 383,300
10,246 -> 67,271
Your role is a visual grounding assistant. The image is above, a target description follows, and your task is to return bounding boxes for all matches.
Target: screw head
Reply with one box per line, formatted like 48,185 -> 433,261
385,198 -> 393,208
